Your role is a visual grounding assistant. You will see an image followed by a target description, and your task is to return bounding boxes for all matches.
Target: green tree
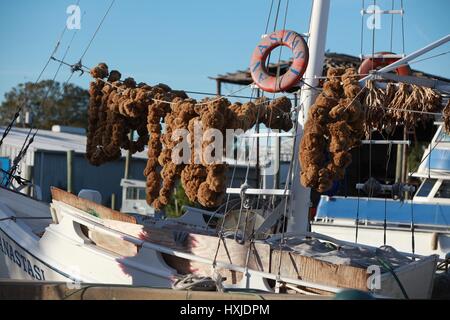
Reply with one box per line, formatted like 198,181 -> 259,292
165,181 -> 198,218
0,80 -> 89,129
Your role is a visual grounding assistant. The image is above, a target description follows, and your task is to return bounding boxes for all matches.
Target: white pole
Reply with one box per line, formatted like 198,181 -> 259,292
287,0 -> 330,233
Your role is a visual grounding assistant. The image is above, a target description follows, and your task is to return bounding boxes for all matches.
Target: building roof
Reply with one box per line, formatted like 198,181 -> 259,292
211,52 -> 450,91
0,126 -> 148,165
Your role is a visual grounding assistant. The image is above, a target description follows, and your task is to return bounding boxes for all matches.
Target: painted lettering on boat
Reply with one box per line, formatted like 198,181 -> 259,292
0,234 -> 46,281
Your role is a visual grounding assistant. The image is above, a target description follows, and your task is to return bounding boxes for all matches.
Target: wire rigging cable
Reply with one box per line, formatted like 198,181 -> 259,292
79,0 -> 116,61
0,0 -> 77,149
3,0 -> 83,185
4,0 -> 117,186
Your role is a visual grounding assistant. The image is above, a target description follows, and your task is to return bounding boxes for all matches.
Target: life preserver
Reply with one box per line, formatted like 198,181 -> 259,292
358,51 -> 411,77
250,30 -> 309,93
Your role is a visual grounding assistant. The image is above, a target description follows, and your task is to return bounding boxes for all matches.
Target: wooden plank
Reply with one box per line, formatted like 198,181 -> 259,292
271,249 -> 369,291
0,280 -> 332,300
88,230 -> 138,257
51,187 -> 136,224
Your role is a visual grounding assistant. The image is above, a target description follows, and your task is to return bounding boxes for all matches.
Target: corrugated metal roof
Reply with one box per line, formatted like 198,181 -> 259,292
0,127 -> 148,160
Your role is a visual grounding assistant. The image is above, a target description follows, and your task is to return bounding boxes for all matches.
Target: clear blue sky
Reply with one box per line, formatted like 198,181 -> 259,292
0,0 -> 449,102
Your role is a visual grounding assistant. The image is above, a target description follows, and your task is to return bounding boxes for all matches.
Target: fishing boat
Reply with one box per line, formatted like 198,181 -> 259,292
1,0 -> 449,299
312,123 -> 450,258
0,185 -> 439,298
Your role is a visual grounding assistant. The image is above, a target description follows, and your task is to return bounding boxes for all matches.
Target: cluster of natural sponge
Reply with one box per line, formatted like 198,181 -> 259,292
364,80 -> 441,134
299,67 -> 364,193
444,100 -> 450,134
88,63 -> 293,209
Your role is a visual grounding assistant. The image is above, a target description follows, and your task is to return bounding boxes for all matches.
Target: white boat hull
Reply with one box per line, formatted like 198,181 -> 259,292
0,227 -> 69,282
311,222 -> 450,258
0,188 -> 176,287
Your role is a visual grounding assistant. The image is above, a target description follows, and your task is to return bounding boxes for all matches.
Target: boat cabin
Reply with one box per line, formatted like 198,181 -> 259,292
120,179 -> 156,217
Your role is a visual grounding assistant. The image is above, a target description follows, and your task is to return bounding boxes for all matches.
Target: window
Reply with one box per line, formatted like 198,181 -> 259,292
126,187 -> 138,200
437,130 -> 450,143
138,188 -> 146,200
416,179 -> 436,197
435,180 -> 450,199
126,187 -> 146,200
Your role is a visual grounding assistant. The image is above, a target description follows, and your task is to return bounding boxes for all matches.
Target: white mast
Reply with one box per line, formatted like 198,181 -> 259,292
287,0 -> 330,233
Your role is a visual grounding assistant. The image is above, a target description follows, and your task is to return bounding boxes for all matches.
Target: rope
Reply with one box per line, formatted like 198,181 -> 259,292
2,1 -> 86,182
264,0 -> 275,34
0,216 -> 51,222
410,193 -> 415,257
401,0 -> 406,55
0,0 -> 75,149
371,0 -> 376,70
234,87 -> 259,242
79,0 -> 116,61
210,0 -> 289,274
376,256 -> 409,299
210,91 -> 256,271
376,104 -> 442,117
383,141 -> 393,245
360,0 -> 365,60
407,134 -> 445,181
355,146 -> 361,243
51,56 -> 257,108
172,274 -> 218,291
391,50 -> 450,70
389,0 -> 394,52
266,0 -> 290,212
6,46 -> 77,183
4,129 -> 38,187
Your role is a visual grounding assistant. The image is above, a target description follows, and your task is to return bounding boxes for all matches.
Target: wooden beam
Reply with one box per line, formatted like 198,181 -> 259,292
51,187 -> 137,224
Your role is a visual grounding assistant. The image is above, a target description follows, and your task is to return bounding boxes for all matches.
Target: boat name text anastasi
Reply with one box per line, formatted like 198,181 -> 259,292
0,234 -> 46,280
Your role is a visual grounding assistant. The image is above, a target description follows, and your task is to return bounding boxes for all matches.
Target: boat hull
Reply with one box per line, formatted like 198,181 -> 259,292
0,227 -> 70,282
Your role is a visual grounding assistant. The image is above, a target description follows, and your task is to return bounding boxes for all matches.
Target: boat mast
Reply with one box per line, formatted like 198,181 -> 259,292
287,0 -> 330,233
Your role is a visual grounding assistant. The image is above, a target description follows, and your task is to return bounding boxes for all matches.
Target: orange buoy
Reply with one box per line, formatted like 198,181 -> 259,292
250,30 -> 309,93
358,51 -> 411,77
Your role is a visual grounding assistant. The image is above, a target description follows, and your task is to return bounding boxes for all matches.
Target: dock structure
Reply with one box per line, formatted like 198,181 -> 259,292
0,279 -> 330,300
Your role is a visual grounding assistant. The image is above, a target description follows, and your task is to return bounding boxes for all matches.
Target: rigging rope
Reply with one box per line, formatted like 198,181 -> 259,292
383,141 -> 393,245
355,146 -> 361,243
389,0 -> 394,52
0,0 -> 76,149
79,0 -> 116,61
6,25 -> 82,185
2,0 -> 85,184
5,0 -> 119,186
401,0 -> 406,55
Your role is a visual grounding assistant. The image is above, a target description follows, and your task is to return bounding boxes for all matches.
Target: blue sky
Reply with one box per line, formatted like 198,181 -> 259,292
0,0 -> 449,102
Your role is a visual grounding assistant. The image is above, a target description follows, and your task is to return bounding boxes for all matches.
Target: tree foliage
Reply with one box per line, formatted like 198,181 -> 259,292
0,80 -> 89,129
165,181 -> 198,218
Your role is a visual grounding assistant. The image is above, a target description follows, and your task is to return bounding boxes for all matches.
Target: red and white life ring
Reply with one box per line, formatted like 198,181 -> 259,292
358,51 -> 411,77
250,30 -> 309,93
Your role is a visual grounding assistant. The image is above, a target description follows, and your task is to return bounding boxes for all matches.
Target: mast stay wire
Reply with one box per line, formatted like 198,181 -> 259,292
0,0 -> 77,149
79,0 -> 116,62
264,0 -> 290,214
3,0 -> 84,185
6,0 -> 117,186
16,0 -> 116,153
5,35 -> 79,186
389,0 -> 394,52
210,0 -> 283,273
266,0 -> 293,289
